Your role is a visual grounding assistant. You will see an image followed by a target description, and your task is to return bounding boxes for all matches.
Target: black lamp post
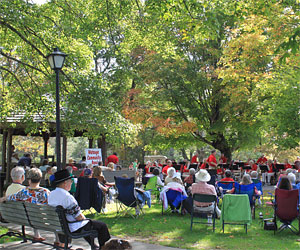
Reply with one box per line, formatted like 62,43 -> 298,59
46,48 -> 67,171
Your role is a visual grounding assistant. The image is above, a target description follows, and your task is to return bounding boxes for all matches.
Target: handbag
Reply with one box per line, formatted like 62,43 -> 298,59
264,218 -> 277,230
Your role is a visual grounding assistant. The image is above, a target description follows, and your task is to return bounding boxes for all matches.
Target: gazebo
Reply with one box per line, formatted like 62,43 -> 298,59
0,113 -> 107,195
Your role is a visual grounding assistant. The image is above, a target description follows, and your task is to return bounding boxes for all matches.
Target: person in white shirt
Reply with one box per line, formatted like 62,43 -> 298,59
48,169 -> 110,250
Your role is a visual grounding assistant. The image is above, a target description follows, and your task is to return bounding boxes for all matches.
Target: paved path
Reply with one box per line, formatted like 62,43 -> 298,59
0,223 -> 186,250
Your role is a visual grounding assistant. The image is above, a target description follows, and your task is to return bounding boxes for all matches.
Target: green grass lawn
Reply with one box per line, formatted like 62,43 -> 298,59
87,194 -> 300,250
0,227 -> 18,244
1,192 -> 299,249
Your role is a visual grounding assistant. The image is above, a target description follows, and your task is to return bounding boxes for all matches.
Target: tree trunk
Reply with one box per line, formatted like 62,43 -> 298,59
180,148 -> 189,161
211,133 -> 232,162
97,134 -> 107,164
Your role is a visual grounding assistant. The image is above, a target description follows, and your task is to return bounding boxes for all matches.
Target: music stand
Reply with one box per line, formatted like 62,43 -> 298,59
242,166 -> 251,171
138,164 -> 146,169
173,164 -> 181,171
189,164 -> 198,169
259,165 -> 268,173
274,164 -> 284,172
236,162 -> 245,168
218,163 -> 229,169
230,164 -> 239,170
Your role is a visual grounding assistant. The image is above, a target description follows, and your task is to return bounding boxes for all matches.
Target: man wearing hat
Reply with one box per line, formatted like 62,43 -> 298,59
48,169 -> 110,250
191,169 -> 221,223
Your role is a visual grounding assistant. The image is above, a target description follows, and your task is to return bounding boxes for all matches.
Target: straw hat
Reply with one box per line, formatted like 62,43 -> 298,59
195,169 -> 211,182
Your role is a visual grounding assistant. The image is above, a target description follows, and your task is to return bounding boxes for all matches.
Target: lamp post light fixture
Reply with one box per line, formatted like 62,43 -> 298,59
46,48 -> 67,171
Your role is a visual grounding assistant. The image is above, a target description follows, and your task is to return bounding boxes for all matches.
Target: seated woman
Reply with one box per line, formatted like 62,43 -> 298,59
1,168 -> 50,242
183,168 -> 196,188
228,174 -> 261,196
164,167 -> 183,185
278,176 -> 292,190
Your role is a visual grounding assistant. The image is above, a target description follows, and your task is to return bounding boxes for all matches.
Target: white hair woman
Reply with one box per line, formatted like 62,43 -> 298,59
164,167 -> 177,185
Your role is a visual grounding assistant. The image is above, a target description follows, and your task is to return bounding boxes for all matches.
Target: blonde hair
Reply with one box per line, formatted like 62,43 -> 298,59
107,162 -> 114,170
92,166 -> 103,178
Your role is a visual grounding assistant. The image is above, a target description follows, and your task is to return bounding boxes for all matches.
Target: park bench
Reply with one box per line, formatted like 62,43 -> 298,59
0,201 -> 97,249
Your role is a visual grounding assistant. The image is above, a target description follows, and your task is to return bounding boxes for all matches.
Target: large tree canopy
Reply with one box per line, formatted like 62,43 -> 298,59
0,0 -> 299,159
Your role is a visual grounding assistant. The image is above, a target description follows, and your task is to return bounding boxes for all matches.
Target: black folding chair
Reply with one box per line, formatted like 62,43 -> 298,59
190,193 -> 217,232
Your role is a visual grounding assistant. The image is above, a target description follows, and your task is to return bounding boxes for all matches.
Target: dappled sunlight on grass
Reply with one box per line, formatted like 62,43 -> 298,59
85,199 -> 300,250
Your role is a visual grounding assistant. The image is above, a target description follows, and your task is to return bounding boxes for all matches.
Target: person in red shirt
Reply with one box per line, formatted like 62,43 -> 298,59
191,153 -> 199,164
284,159 -> 292,171
262,159 -> 274,185
219,153 -> 227,164
207,150 -> 217,169
145,161 -> 152,174
200,158 -> 208,169
106,152 -> 119,166
249,160 -> 258,172
67,159 -> 78,171
220,170 -> 234,182
257,154 -> 268,165
162,160 -> 173,175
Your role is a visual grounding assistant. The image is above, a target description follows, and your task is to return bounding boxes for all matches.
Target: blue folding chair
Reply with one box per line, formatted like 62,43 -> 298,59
114,177 -> 143,218
252,179 -> 263,205
234,182 -> 256,218
75,177 -> 103,214
161,189 -> 187,215
217,181 -> 234,194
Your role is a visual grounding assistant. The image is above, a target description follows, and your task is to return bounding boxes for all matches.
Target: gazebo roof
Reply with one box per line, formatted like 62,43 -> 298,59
0,112 -> 85,137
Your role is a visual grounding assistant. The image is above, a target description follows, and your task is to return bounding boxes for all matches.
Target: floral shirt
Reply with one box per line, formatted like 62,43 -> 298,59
7,186 -> 50,204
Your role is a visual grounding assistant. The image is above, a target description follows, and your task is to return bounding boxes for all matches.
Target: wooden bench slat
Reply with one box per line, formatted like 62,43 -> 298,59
0,201 -> 97,249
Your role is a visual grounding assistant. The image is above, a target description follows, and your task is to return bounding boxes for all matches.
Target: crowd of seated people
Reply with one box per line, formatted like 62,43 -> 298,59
3,149 -> 300,232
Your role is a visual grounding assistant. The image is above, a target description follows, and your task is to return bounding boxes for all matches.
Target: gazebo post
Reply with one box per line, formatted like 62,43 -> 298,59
62,136 -> 67,169
6,128 -> 13,182
42,132 -> 50,160
1,130 -> 7,173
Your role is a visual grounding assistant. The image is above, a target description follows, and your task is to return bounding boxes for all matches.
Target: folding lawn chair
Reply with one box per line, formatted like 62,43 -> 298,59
190,193 -> 217,232
221,194 -> 252,233
114,176 -> 144,218
75,177 -> 103,214
234,182 -> 257,218
274,188 -> 300,234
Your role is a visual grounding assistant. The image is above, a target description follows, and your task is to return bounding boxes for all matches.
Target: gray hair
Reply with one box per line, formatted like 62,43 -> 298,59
66,166 -> 73,174
287,173 -> 296,184
51,166 -> 57,175
27,167 -> 42,183
167,167 -> 176,178
10,167 -> 25,181
189,168 -> 195,175
250,171 -> 258,179
241,174 -> 252,185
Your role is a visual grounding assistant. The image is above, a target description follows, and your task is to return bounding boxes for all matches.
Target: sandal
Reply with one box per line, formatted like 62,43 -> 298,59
33,236 -> 46,242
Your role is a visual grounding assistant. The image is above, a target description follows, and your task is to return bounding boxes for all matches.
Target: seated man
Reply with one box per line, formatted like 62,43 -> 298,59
5,166 -> 25,196
190,169 -> 221,223
48,169 -> 111,249
220,170 -> 234,182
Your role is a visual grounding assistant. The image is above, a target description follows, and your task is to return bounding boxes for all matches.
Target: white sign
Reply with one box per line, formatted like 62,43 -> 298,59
85,148 -> 102,166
